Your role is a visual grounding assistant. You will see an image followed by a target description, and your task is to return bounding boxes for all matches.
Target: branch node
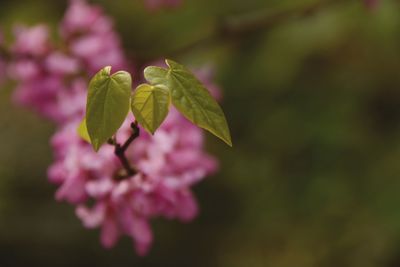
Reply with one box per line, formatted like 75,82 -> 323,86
111,121 -> 140,179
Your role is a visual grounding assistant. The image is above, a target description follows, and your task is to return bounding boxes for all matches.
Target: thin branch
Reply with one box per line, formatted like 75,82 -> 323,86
113,122 -> 140,179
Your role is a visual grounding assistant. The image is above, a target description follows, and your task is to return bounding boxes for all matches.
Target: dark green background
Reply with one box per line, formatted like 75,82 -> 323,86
1,0 -> 400,266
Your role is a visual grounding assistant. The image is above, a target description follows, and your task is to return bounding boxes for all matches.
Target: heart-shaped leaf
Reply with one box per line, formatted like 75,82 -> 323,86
86,66 -> 132,151
144,60 -> 232,146
131,84 -> 170,134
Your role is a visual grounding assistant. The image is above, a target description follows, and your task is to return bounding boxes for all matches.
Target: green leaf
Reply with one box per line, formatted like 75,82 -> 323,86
86,66 -> 132,151
144,59 -> 232,146
142,66 -> 169,85
77,118 -> 91,143
131,84 -> 170,135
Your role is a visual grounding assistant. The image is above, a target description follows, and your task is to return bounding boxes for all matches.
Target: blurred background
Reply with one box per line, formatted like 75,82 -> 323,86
1,0 -> 400,266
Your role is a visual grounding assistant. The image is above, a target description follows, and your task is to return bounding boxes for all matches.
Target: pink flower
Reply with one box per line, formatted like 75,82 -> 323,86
70,33 -> 126,73
45,52 -> 80,75
56,79 -> 87,121
8,59 -> 41,80
48,120 -> 117,203
62,0 -> 127,73
49,106 -> 218,254
12,76 -> 65,121
9,0 -> 128,123
12,25 -> 51,57
8,0 -> 221,256
61,0 -> 113,37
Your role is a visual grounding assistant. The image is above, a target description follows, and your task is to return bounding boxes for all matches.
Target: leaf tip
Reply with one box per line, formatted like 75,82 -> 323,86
221,135 -> 233,147
91,139 -> 101,152
103,65 -> 112,74
165,59 -> 178,69
226,139 -> 233,147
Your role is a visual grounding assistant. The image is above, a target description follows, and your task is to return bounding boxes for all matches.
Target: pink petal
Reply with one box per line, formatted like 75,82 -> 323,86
100,215 -> 120,248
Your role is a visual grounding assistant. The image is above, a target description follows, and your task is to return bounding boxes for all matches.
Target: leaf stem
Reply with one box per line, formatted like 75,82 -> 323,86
113,122 -> 140,179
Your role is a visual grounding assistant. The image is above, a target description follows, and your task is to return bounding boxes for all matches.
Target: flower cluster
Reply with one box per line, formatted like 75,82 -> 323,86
5,0 -> 219,255
9,0 -> 127,123
50,109 -> 217,255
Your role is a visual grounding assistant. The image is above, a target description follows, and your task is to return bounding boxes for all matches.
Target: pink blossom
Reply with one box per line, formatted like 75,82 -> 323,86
49,107 -> 217,254
48,120 -> 117,203
12,76 -> 65,121
8,59 -> 41,80
56,79 -> 87,121
12,25 -> 51,57
9,0 -> 128,122
61,0 -> 113,37
7,0 -> 220,256
70,33 -> 126,73
62,0 -> 127,73
45,52 -> 80,75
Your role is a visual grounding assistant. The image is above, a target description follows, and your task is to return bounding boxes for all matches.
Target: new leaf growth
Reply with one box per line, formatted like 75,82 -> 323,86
80,59 -> 232,151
